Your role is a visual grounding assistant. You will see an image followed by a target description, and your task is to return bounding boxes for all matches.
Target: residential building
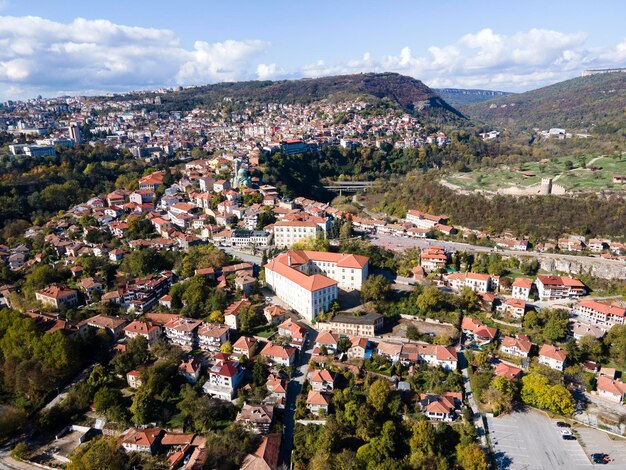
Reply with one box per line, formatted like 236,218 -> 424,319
35,284 -> 78,309
233,335 -> 258,358
406,210 -> 448,229
306,391 -> 331,416
263,305 -> 290,325
420,246 -> 448,272
126,370 -> 142,389
83,314 -> 128,339
259,342 -> 297,367
265,374 -> 288,408
448,272 -> 500,293
124,321 -> 161,343
316,312 -> 383,337
511,277 -> 533,300
240,433 -> 282,470
495,362 -> 523,379
120,427 -> 164,454
461,317 -> 498,344
535,275 -> 586,301
315,331 -> 339,354
178,357 -> 202,384
596,376 -> 626,404
573,300 -> 626,329
203,356 -> 244,401
307,369 -> 336,392
197,323 -> 230,351
500,335 -> 533,358
347,337 -> 372,360
570,321 -> 606,341
224,298 -> 252,330
236,404 -> 274,433
499,298 -> 526,319
164,317 -> 201,349
419,392 -> 462,422
265,250 -> 369,321
538,344 -> 567,371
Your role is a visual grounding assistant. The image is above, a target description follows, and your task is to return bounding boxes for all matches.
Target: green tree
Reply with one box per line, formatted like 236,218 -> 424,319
367,379 -> 391,414
456,443 -> 487,470
416,287 -> 444,314
360,275 -> 391,303
68,437 -> 126,470
606,325 -> 626,368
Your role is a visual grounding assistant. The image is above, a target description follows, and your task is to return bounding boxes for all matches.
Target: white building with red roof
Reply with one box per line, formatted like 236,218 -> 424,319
511,277 -> 533,300
120,427 -> 164,454
419,392 -> 462,422
573,300 -> 625,329
306,390 -> 331,416
307,369 -> 336,392
264,250 -> 368,321
596,375 -> 626,404
260,342 -> 297,367
202,355 -> 244,401
35,284 -> 78,309
197,323 -> 230,351
500,335 -> 533,358
536,275 -> 586,301
538,344 -> 567,371
461,317 -> 498,344
124,321 -> 161,343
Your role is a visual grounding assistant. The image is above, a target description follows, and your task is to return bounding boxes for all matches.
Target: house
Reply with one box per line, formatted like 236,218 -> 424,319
124,321 -> 161,343
347,336 -> 372,360
235,275 -> 256,296
263,305 -> 290,325
178,357 -> 202,384
260,342 -> 297,367
420,246 -> 448,272
511,277 -> 533,300
538,344 -> 567,371
500,335 -> 533,358
202,356 -> 244,401
419,392 -> 462,422
406,210 -> 448,229
449,272 -> 499,293
224,298 -> 252,330
120,427 -> 164,454
164,317 -> 202,349
240,433 -> 282,470
315,331 -> 339,354
277,318 -> 308,349
307,369 -> 336,391
233,335 -> 258,359
35,284 -> 78,309
126,370 -> 142,388
596,376 -> 626,403
265,374 -> 288,408
316,312 -> 384,338
536,275 -> 586,301
494,362 -> 523,380
461,317 -> 498,344
197,323 -> 230,351
264,250 -> 369,321
236,404 -> 274,433
306,390 -> 331,416
570,321 -> 606,341
83,314 -> 128,339
573,300 -> 625,329
499,298 -> 526,319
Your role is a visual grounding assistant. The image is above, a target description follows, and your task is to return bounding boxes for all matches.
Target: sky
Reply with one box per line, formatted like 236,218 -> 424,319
1,0 -> 626,100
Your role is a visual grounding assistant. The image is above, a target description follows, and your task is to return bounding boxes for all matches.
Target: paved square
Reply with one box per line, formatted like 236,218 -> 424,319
487,409 -> 592,469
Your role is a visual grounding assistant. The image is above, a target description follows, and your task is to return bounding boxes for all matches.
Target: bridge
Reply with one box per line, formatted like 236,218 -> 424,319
323,180 -> 377,194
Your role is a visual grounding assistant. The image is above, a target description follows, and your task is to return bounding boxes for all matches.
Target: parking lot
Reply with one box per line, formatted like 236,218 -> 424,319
487,409 -> 592,469
576,425 -> 626,466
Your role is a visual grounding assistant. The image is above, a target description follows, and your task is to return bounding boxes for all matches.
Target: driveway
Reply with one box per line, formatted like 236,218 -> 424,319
487,408 -> 592,469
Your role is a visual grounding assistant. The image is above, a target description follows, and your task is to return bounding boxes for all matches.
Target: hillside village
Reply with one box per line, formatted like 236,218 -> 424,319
0,136 -> 624,468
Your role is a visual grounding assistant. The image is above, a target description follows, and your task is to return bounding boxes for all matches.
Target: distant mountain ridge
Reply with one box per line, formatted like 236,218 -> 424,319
463,73 -> 626,136
434,88 -> 514,106
121,73 -> 465,121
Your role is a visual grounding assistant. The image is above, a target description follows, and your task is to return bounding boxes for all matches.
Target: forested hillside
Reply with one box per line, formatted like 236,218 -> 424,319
369,172 -> 626,240
464,73 -> 626,137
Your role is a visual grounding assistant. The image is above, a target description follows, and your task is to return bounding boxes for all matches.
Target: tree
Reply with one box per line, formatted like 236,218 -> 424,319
68,437 -> 126,470
456,443 -> 487,470
542,309 -> 569,342
416,287 -> 444,313
406,324 -> 420,341
523,310 -> 540,329
409,420 -> 437,464
93,387 -> 123,415
367,379 -> 390,413
606,325 -> 626,368
220,341 -> 233,354
521,372 -> 574,415
483,376 -> 516,415
473,351 -> 490,370
126,216 -> 154,239
360,275 -> 391,303
208,310 -> 224,323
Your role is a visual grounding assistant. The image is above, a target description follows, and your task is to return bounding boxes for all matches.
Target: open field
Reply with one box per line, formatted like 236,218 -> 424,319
444,154 -> 626,193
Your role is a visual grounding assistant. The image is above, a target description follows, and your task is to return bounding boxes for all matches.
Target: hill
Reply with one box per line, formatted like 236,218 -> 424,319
121,73 -> 465,121
463,72 -> 626,137
434,88 -> 514,106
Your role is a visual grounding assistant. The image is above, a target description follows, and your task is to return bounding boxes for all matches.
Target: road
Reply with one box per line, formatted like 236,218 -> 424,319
45,363 -> 96,410
221,247 -> 262,265
280,325 -> 317,468
369,233 -> 626,268
460,353 -> 488,447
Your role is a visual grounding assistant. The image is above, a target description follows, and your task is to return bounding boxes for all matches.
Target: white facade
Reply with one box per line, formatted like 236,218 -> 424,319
273,222 -> 322,248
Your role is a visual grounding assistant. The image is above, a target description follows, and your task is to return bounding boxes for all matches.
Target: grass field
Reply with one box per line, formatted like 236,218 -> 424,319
444,154 -> 626,193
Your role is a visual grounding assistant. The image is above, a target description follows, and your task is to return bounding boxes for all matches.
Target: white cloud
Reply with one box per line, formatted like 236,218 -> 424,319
298,28 -> 624,91
0,15 -> 269,99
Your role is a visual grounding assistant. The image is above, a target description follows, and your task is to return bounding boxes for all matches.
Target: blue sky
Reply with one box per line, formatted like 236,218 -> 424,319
1,0 -> 626,100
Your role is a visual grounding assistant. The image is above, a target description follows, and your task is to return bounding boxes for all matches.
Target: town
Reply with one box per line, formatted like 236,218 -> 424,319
0,111 -> 625,469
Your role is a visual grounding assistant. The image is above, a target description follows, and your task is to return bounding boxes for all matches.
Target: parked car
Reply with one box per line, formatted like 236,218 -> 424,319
560,429 -> 573,436
556,421 -> 571,428
562,434 -> 576,440
591,453 -> 610,464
